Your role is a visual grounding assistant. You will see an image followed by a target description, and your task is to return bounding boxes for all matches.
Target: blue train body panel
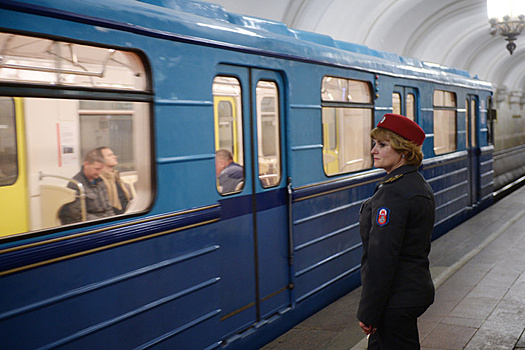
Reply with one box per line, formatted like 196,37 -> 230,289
0,0 -> 494,348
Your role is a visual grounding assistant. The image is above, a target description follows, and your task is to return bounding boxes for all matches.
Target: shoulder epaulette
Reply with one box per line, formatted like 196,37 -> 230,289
381,174 -> 403,185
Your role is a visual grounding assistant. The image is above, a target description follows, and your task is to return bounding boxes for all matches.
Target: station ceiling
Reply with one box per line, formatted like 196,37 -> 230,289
200,0 -> 525,95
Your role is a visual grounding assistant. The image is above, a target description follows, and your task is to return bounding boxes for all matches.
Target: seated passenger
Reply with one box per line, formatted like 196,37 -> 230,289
215,149 -> 244,194
97,146 -> 133,215
59,149 -> 115,224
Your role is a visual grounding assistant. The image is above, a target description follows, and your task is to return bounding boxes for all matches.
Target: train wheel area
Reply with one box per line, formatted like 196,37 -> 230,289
263,185 -> 525,350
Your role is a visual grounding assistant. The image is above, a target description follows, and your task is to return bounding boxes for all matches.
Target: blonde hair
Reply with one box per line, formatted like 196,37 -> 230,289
371,127 -> 424,166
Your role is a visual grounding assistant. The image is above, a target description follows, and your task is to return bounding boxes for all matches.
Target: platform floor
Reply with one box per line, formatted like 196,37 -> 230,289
262,185 -> 525,350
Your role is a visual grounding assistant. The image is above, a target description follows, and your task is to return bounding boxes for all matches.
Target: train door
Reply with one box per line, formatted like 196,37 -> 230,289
250,68 -> 289,319
466,95 -> 480,206
392,86 -> 417,120
0,97 -> 29,237
214,66 -> 290,333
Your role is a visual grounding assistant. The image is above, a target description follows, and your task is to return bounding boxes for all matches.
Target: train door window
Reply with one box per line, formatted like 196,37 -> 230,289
470,99 -> 477,147
465,99 -> 470,149
433,90 -> 457,155
217,101 -> 234,150
406,93 -> 415,120
465,98 -> 477,148
321,76 -> 373,175
0,97 -> 17,186
0,32 -> 152,237
213,76 -> 244,194
487,96 -> 495,145
392,93 -> 401,115
256,81 -> 281,188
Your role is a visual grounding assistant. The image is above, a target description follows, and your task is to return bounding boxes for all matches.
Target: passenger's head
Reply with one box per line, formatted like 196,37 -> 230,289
215,149 -> 233,176
371,113 -> 425,166
96,146 -> 118,170
82,149 -> 106,181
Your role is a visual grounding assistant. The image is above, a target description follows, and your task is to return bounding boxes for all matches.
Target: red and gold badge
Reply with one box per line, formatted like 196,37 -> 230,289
376,207 -> 390,226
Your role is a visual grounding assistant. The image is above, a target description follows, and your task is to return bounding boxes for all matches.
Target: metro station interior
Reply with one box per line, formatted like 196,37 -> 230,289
2,1 -> 525,349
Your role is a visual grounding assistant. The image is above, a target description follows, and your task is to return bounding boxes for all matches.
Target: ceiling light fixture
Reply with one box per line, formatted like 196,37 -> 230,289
487,0 -> 525,54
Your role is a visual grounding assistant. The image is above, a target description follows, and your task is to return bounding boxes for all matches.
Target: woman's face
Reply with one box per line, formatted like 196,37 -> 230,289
371,138 -> 406,173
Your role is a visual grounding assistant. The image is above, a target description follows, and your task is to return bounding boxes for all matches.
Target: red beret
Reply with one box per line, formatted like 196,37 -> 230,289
376,113 -> 426,146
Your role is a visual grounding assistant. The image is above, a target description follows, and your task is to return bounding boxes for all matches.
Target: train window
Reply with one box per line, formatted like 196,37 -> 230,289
213,76 -> 245,194
0,33 -> 146,90
18,97 -> 149,233
470,99 -> 477,148
0,32 -> 152,238
257,81 -> 281,188
0,97 -> 18,186
322,77 -> 371,102
392,93 -> 401,115
487,96 -> 494,145
322,77 -> 347,101
406,94 -> 415,120
433,90 -> 457,155
217,101 -> 235,150
321,77 -> 373,175
434,90 -> 456,107
466,99 -> 470,149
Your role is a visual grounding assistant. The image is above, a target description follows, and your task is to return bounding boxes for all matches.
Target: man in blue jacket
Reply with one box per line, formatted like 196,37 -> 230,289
215,149 -> 244,194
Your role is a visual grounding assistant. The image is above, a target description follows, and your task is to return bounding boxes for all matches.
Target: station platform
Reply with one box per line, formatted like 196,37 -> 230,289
262,185 -> 525,350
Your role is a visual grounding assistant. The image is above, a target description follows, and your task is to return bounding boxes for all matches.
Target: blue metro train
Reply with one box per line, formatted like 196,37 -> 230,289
0,0 -> 496,348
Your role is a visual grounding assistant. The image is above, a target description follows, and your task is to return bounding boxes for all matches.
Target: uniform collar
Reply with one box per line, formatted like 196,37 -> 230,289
384,164 -> 418,179
376,164 -> 418,190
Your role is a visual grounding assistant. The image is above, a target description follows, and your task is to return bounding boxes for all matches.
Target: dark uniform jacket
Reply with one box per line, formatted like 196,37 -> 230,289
357,164 -> 435,327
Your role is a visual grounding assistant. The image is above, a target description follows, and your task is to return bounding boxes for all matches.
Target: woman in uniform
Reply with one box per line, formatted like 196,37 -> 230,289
357,113 -> 435,349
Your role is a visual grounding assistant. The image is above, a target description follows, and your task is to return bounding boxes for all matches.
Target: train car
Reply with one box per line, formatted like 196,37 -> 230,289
490,86 -> 525,196
0,0 -> 494,349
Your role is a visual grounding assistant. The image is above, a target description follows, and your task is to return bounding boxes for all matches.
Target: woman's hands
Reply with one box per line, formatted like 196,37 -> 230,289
359,321 -> 377,335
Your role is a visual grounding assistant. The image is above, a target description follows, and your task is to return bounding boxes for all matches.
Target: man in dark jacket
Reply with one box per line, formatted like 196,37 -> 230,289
59,149 -> 115,224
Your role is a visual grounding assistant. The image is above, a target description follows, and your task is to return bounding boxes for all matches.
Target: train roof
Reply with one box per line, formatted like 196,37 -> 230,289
6,0 -> 492,91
